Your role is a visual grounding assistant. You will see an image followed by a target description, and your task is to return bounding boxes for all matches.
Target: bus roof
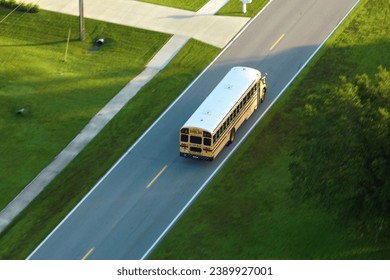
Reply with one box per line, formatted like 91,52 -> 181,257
182,66 -> 261,133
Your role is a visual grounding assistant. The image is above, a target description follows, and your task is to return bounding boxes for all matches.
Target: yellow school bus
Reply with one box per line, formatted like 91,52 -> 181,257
180,66 -> 267,161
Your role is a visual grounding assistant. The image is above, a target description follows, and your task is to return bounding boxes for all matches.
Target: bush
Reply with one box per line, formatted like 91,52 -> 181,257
290,66 -> 390,239
0,0 -> 39,13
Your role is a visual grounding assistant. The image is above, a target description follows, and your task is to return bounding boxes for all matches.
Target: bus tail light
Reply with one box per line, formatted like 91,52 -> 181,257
203,147 -> 212,152
180,143 -> 188,148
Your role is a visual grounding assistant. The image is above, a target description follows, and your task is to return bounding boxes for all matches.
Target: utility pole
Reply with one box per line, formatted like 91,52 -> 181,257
79,0 -> 85,41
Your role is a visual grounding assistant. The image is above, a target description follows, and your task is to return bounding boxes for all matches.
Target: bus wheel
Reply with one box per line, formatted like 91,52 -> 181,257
261,87 -> 266,103
227,128 -> 235,146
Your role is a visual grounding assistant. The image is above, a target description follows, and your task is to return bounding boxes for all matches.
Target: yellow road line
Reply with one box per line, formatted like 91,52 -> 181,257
82,247 -> 94,260
146,165 -> 168,189
270,33 -> 285,51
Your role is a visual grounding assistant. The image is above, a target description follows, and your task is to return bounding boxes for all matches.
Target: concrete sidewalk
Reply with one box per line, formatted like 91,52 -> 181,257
0,0 -> 250,232
37,0 -> 249,48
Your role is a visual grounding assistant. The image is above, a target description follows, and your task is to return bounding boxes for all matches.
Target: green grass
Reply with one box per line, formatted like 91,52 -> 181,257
150,0 -> 390,259
217,0 -> 270,17
138,0 -> 208,11
0,38 -> 220,259
0,8 -> 170,210
139,0 -> 270,15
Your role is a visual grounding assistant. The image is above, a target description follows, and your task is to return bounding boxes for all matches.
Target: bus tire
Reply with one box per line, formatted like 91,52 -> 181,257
227,128 -> 235,146
261,87 -> 266,103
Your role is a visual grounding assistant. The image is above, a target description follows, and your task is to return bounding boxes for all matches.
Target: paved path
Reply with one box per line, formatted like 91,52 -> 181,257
37,0 -> 249,48
0,0 -> 250,232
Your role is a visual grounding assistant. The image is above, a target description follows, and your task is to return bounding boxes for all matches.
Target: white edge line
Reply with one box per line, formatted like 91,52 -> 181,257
27,0 -> 277,260
140,0 -> 361,260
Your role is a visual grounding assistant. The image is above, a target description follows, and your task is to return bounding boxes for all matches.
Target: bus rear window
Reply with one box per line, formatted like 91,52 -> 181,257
181,134 -> 188,142
204,138 -> 211,146
190,136 -> 202,144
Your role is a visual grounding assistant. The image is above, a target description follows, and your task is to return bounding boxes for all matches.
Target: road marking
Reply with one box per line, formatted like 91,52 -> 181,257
82,247 -> 94,260
146,165 -> 168,189
270,33 -> 285,51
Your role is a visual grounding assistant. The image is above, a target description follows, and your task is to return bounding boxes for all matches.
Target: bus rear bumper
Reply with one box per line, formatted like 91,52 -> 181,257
180,152 -> 213,161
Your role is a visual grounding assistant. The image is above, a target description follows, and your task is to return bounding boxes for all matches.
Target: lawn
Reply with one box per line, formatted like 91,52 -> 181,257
139,0 -> 270,16
138,0 -> 208,11
217,0 -> 270,17
0,8 -> 170,210
150,0 -> 390,259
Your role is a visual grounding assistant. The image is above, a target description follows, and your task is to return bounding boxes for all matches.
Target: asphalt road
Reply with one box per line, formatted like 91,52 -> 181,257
28,0 -> 360,260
